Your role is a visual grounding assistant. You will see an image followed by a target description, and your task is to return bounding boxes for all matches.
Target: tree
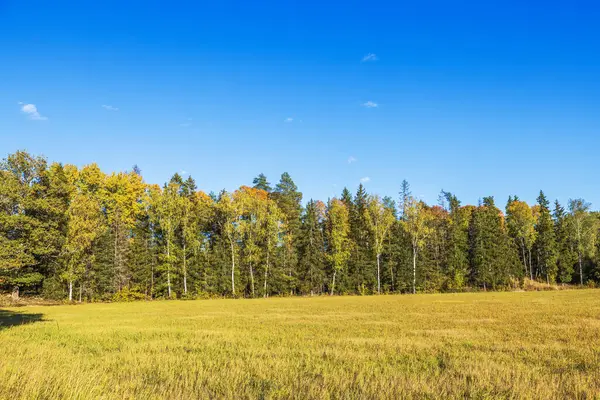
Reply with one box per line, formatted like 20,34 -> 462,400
399,179 -> 411,220
298,200 -> 327,295
469,197 -> 520,290
365,195 -> 396,294
554,201 -> 577,284
506,200 -> 537,279
326,199 -> 350,295
441,192 -> 471,290
252,173 -> 272,192
533,191 -> 558,283
567,199 -> 597,285
102,171 -> 145,292
237,186 -> 269,297
272,173 -> 302,293
0,152 -> 68,296
62,192 -> 104,301
402,196 -> 433,294
149,182 -> 182,298
216,191 -> 243,295
263,198 -> 283,297
179,179 -> 198,296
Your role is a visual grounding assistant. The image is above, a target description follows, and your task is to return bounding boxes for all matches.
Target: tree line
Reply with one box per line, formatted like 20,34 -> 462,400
1,151 -> 599,301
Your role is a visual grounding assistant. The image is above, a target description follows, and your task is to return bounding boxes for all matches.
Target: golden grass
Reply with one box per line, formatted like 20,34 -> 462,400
1,290 -> 599,399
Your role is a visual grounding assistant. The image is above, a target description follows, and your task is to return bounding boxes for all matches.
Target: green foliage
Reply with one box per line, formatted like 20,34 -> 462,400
2,150 -> 600,300
112,287 -> 148,302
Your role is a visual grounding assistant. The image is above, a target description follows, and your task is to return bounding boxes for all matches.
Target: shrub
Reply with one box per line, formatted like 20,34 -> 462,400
112,288 -> 147,302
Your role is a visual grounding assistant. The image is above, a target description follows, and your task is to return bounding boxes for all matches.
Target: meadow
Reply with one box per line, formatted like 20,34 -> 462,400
1,290 -> 599,399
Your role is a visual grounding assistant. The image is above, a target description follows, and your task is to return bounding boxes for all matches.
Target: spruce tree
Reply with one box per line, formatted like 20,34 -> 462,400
252,173 -> 272,192
533,191 -> 558,283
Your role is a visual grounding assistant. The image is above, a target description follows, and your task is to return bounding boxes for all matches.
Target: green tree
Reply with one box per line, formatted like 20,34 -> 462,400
272,173 -> 302,293
567,199 -> 597,285
252,173 -> 272,192
298,200 -> 327,295
469,197 -> 520,290
0,152 -> 68,296
534,191 -> 558,283
365,195 -> 396,294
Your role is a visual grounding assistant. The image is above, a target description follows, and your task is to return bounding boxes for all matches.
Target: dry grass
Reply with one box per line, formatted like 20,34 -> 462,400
1,290 -> 599,399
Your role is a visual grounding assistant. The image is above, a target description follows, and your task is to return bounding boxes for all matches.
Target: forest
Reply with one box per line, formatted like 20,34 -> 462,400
1,150 -> 598,301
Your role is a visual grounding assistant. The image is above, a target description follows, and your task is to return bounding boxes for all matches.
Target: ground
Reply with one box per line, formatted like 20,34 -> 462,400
0,290 -> 599,399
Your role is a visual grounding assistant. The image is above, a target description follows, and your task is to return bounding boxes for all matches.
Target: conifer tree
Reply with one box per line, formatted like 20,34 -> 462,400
252,173 -> 272,192
533,191 -> 558,283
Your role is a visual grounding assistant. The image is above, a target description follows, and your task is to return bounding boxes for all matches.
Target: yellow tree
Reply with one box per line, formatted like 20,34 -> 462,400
326,199 -> 351,295
236,186 -> 268,297
263,198 -> 283,298
102,171 -> 145,291
403,197 -> 433,294
62,192 -> 104,301
365,195 -> 396,294
506,200 -> 536,279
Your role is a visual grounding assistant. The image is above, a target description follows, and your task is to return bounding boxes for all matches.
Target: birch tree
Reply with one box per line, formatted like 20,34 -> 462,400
568,199 -> 597,285
62,192 -> 104,301
365,195 -> 396,294
217,191 -> 243,295
403,197 -> 433,294
326,199 -> 350,295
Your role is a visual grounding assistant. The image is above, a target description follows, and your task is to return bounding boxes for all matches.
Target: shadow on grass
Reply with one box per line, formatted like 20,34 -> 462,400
0,309 -> 45,331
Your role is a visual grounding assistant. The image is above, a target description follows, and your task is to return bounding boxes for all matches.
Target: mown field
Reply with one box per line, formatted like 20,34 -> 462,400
1,291 -> 599,399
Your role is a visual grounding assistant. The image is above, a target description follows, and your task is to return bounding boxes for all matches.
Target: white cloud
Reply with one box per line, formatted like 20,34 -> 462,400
101,105 -> 119,112
360,177 -> 371,183
284,117 -> 293,122
181,170 -> 188,175
361,53 -> 378,62
18,102 -> 47,120
348,156 -> 357,164
362,101 -> 378,108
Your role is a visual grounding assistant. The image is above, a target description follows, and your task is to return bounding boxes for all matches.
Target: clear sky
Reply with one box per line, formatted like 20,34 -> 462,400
1,1 -> 599,208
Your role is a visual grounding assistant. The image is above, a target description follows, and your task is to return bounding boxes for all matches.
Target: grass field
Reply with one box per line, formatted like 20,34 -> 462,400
1,291 -> 599,399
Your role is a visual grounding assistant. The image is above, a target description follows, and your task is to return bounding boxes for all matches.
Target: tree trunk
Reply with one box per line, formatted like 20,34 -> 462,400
579,251 -> 584,285
230,240 -> 236,295
390,261 -> 395,292
150,259 -> 155,299
264,245 -> 269,298
376,253 -> 381,294
68,281 -> 73,302
412,246 -> 417,294
250,263 -> 255,298
183,242 -> 187,295
520,238 -> 528,279
167,240 -> 172,298
528,249 -> 533,279
331,270 -> 337,296
79,283 -> 83,303
114,226 -> 119,290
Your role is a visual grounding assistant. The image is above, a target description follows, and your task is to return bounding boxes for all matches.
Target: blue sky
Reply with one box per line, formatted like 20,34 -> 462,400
1,1 -> 599,207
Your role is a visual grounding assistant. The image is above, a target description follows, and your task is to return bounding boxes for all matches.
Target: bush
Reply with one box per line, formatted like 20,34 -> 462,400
41,276 -> 66,300
112,288 -> 147,302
